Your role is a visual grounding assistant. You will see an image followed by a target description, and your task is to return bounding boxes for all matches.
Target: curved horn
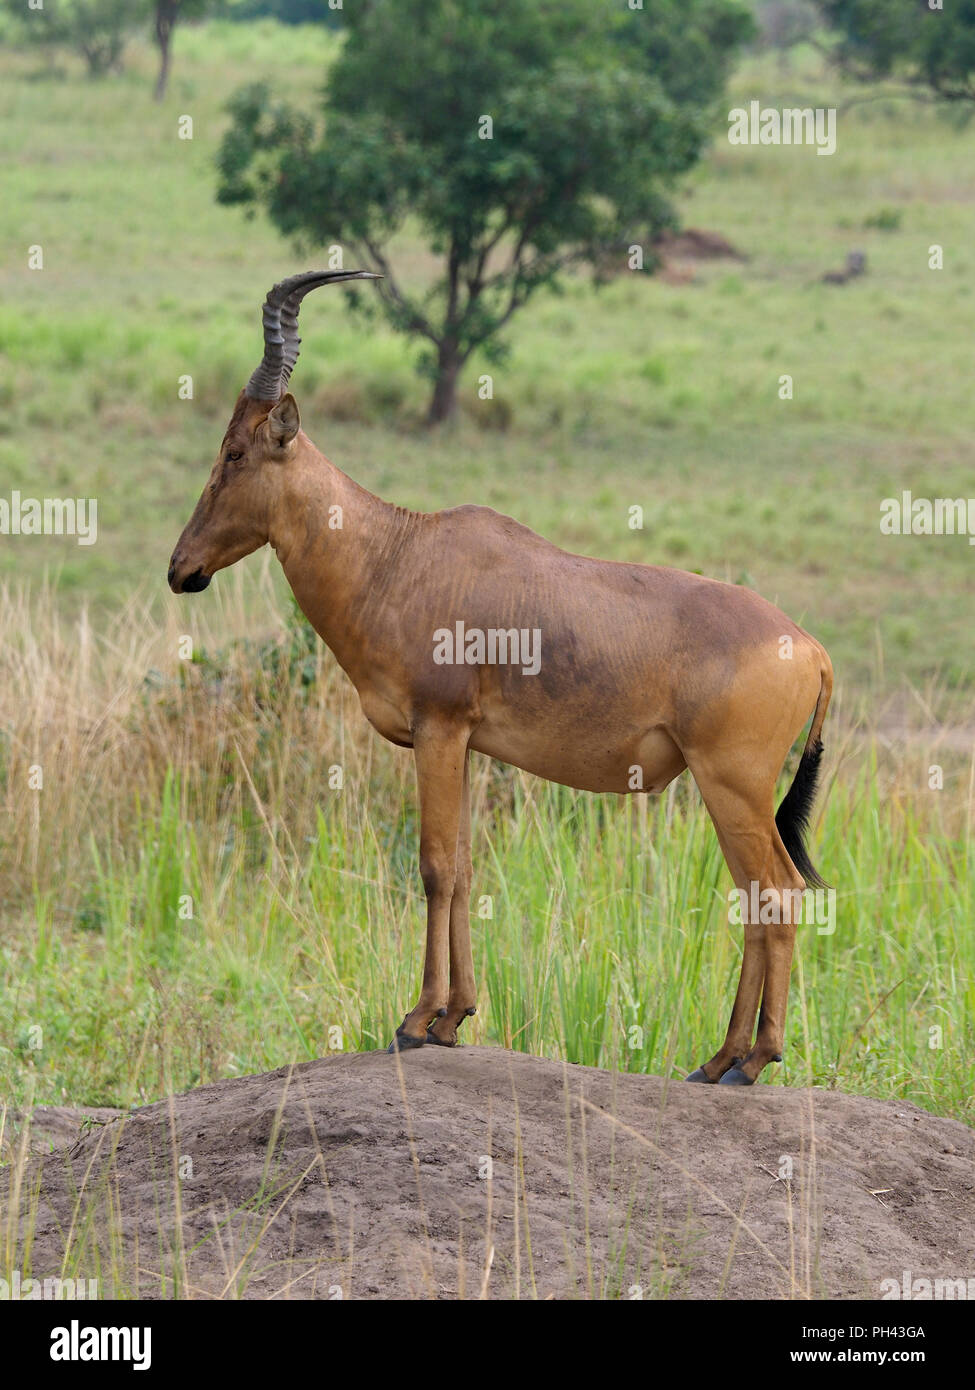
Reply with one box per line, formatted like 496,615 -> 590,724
244,269 -> 382,402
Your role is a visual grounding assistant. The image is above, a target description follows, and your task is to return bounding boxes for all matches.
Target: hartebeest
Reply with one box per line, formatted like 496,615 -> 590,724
168,271 -> 833,1085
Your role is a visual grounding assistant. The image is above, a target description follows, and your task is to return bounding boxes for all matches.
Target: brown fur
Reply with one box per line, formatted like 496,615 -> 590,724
169,390 -> 833,1082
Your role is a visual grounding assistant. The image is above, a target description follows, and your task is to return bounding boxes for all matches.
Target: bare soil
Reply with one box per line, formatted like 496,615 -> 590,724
6,1048 -> 974,1300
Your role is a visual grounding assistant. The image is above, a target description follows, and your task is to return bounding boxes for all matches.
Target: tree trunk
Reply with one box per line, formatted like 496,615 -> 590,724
154,1 -> 178,102
426,342 -> 461,426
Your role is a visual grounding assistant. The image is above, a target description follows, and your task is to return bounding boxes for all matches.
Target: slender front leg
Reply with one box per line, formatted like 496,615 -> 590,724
427,752 -> 477,1046
388,720 -> 470,1051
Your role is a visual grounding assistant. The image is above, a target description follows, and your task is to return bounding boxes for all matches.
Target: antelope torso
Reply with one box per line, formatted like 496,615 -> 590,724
283,500 -> 825,797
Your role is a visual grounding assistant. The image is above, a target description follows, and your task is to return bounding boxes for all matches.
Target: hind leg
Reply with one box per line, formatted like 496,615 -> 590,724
735,876 -> 801,1083
684,759 -> 805,1085
686,914 -> 766,1082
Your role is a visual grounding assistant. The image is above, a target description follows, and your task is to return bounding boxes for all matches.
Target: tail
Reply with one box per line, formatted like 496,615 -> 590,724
775,659 -> 832,890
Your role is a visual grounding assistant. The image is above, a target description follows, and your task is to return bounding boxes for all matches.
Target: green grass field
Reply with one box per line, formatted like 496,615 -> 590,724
1,21 -> 972,1128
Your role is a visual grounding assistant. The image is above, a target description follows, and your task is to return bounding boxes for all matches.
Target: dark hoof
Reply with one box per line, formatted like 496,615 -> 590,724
386,1027 -> 427,1054
426,1003 -> 477,1047
685,1066 -> 716,1083
718,1063 -> 755,1086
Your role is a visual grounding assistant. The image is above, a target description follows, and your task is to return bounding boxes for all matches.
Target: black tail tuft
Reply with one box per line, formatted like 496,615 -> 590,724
775,738 -> 828,890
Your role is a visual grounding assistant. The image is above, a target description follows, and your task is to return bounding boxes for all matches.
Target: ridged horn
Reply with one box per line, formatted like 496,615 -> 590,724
244,269 -> 382,402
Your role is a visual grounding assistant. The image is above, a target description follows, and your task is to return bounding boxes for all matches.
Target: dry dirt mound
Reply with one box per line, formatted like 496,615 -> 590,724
8,1048 -> 974,1300
4,1106 -> 125,1158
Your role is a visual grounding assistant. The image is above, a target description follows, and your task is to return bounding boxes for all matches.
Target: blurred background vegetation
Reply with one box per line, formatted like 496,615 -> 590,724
1,1 -> 973,1118
1,0 -> 972,689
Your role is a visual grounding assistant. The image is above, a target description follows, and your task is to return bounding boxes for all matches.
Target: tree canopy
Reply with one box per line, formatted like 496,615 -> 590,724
217,0 -> 753,422
2,0 -> 138,77
816,0 -> 975,101
2,0 -> 214,94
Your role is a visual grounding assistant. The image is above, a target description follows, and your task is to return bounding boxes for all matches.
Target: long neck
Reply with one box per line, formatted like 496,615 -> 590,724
267,436 -> 417,683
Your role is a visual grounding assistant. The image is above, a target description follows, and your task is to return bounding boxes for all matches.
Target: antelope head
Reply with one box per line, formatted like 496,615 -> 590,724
167,269 -> 380,594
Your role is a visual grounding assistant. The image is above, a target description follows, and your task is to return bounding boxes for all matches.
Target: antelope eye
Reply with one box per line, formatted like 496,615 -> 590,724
225,449 -> 244,463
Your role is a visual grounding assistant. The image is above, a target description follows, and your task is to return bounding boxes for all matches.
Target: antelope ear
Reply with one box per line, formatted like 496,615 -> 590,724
267,393 -> 300,448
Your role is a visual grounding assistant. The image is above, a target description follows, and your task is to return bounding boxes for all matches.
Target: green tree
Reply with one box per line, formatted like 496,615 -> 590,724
3,0 -> 219,95
3,0 -> 142,77
217,0 -> 753,424
816,0 -> 975,101
153,1 -> 211,101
